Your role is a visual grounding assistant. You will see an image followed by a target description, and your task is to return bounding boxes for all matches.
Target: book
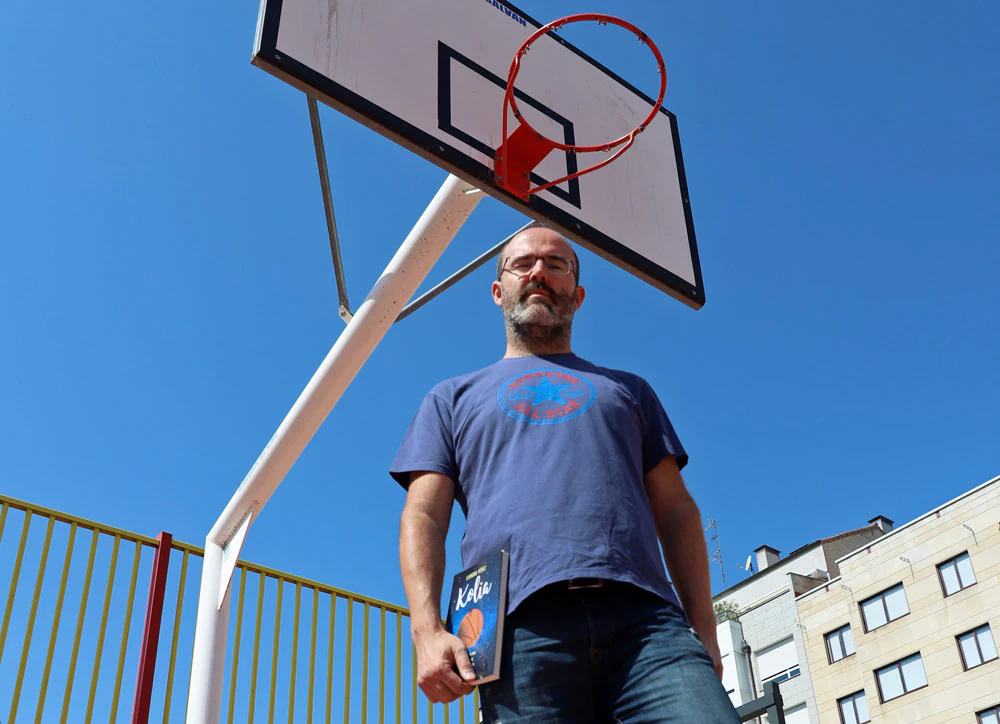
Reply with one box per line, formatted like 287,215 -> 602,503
444,549 -> 509,684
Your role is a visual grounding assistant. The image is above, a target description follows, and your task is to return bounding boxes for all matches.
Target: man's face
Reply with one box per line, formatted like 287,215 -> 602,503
492,229 -> 585,335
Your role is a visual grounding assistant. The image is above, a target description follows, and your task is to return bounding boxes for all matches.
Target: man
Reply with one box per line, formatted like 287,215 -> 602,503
390,227 -> 740,722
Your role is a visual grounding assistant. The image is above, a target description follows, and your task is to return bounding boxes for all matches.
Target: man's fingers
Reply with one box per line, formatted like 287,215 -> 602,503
452,643 -> 477,683
420,679 -> 449,704
444,641 -> 476,697
415,633 -> 477,704
439,667 -> 475,699
419,664 -> 472,703
422,675 -> 468,704
428,683 -> 446,704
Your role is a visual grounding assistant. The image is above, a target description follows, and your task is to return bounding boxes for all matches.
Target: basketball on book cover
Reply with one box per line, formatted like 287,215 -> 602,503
457,608 -> 484,648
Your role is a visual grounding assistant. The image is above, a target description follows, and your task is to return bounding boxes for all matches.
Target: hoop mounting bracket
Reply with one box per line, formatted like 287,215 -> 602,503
495,125 -> 556,200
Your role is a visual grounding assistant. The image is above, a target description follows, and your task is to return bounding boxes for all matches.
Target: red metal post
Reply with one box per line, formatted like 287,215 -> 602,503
130,531 -> 173,724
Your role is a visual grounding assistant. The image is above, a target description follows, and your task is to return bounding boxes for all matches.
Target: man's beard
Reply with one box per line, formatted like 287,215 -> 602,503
502,280 -> 576,343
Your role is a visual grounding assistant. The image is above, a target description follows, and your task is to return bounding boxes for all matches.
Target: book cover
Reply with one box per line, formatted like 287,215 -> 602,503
445,549 -> 509,684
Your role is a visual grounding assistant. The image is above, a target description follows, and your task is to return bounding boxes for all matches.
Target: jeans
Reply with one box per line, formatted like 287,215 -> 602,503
479,582 -> 741,723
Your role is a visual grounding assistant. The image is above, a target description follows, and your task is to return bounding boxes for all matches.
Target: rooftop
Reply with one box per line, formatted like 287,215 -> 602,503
713,522 -> 881,600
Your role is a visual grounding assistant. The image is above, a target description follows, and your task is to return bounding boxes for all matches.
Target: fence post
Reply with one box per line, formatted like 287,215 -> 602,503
765,680 -> 784,724
130,531 -> 173,724
736,680 -> 784,723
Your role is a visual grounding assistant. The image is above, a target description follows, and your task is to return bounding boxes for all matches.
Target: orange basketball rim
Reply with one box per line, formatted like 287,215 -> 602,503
495,14 -> 668,200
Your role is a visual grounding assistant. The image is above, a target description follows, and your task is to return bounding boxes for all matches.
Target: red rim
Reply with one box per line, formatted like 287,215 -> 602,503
499,14 -> 667,195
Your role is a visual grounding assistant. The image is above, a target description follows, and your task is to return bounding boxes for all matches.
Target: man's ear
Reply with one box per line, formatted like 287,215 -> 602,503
574,284 -> 586,311
491,280 -> 504,307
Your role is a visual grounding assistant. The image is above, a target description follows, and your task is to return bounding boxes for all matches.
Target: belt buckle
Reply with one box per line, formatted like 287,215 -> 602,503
567,577 -> 605,590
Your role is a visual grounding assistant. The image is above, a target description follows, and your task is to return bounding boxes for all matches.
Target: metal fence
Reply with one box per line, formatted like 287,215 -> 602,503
0,496 -> 158,723
0,494 -> 478,723
1,492 -> 783,724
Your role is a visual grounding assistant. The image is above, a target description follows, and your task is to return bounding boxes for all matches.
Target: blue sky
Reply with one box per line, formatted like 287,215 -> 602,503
3,0 -> 998,618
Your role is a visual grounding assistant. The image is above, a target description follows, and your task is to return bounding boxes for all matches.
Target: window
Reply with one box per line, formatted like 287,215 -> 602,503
826,624 -> 856,663
938,551 -> 976,596
762,665 -> 800,685
860,583 -> 909,631
875,653 -> 927,702
757,637 -> 800,685
783,704 -> 809,724
838,691 -> 870,724
958,624 -> 999,670
979,705 -> 1000,724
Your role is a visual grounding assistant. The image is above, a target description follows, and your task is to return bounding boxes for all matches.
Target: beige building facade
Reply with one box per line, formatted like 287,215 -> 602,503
713,523 -> 888,723
797,474 -> 1000,724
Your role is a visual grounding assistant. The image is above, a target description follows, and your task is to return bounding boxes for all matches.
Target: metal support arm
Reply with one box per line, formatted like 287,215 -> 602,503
308,95 -> 352,322
184,173 -> 484,724
395,220 -> 537,322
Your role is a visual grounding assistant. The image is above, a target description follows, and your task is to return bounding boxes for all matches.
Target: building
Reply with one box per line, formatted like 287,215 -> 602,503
796,474 -> 1000,724
714,522 -> 889,723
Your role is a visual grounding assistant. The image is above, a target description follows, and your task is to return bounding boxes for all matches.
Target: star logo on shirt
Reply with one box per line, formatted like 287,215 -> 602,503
498,369 -> 597,425
513,378 -> 573,406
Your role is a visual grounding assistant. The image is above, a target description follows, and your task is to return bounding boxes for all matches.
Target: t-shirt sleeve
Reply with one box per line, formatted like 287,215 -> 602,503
640,382 -> 689,472
389,392 -> 458,490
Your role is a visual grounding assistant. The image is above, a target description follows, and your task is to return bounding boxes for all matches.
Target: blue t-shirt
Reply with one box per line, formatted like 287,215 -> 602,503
390,353 -> 687,613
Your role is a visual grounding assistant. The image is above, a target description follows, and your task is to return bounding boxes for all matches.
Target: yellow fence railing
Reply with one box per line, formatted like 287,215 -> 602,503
0,494 -> 479,724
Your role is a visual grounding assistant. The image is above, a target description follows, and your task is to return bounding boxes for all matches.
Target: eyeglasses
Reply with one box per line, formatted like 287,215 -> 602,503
501,254 -> 576,277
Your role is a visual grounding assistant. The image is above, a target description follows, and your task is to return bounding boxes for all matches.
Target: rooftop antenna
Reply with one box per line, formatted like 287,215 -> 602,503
737,554 -> 755,575
705,519 -> 726,588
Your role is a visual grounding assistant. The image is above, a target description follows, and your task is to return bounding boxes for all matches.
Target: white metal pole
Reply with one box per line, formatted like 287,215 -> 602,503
185,542 -> 229,722
184,174 -> 484,724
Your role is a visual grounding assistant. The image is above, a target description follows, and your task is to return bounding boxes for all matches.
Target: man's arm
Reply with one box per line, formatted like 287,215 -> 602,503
400,471 -> 476,702
643,456 -> 724,679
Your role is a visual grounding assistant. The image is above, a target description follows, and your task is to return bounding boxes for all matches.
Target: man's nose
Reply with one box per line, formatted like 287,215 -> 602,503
527,258 -> 550,282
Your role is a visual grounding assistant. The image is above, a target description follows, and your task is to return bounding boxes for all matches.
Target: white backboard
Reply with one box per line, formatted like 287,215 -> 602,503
253,0 -> 705,308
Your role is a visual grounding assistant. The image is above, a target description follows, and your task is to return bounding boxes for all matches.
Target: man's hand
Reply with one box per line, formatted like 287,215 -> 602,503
414,627 -> 477,703
699,632 -> 725,680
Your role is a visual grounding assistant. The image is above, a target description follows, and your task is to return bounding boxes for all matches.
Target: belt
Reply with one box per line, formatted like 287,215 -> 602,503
564,577 -> 609,590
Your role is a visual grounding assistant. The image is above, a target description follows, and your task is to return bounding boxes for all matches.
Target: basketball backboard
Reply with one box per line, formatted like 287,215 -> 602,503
252,0 -> 704,308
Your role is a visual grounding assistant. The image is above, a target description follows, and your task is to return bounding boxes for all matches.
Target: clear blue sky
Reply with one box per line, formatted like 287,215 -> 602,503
3,0 -> 998,614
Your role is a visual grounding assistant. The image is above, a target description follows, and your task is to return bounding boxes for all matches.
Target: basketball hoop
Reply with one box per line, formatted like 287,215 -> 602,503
495,14 -> 668,200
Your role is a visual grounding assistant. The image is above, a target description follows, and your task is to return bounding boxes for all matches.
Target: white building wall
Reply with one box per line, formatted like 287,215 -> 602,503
738,586 -> 819,723
716,581 -> 822,723
717,618 -> 754,707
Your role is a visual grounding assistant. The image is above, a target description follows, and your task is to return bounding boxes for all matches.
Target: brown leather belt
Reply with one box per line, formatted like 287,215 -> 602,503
565,577 -> 608,590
